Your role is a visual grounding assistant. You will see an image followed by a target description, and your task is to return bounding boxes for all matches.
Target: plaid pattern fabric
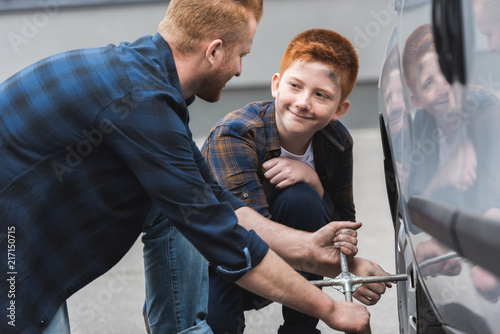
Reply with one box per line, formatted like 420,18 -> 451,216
202,101 -> 356,222
0,33 -> 267,333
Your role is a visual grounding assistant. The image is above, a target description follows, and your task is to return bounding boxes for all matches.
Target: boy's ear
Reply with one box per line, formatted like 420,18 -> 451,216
271,73 -> 281,98
410,93 -> 424,109
205,39 -> 224,66
333,99 -> 350,121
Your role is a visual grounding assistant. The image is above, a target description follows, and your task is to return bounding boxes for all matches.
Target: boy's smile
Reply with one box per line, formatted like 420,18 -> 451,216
411,52 -> 455,116
272,59 -> 349,154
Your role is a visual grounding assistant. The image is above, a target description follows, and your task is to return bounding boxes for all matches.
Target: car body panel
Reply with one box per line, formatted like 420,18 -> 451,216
378,0 -> 500,332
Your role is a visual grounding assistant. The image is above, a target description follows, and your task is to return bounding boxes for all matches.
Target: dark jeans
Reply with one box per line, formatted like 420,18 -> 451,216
206,183 -> 331,334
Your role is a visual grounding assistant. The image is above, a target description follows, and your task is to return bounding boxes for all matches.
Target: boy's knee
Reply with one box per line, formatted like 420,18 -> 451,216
273,183 -> 326,213
269,183 -> 330,232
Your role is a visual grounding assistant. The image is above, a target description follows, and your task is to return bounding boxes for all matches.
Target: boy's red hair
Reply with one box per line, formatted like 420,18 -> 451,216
280,29 -> 359,102
402,24 -> 435,93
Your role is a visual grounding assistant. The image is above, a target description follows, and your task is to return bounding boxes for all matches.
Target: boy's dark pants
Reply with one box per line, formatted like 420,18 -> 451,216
207,183 -> 331,334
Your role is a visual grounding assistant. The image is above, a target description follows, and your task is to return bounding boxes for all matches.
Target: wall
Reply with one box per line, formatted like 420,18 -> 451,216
0,0 -> 398,135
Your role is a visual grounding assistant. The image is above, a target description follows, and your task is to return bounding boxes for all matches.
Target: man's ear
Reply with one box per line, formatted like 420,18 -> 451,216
332,99 -> 350,121
271,73 -> 280,98
410,93 -> 424,109
205,39 -> 224,66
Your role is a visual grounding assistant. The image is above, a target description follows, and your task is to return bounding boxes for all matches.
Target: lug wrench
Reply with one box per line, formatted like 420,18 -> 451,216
310,252 -> 407,301
310,250 -> 457,332
310,253 -> 407,333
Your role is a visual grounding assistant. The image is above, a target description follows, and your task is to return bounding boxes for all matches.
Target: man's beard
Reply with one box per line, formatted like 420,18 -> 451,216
196,67 -> 232,103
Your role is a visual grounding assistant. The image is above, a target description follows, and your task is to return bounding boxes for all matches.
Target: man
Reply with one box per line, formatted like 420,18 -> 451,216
202,29 -> 391,333
0,1 -> 370,334
474,0 -> 500,55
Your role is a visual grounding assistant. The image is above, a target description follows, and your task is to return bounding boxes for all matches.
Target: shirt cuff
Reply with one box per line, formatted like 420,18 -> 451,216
214,229 -> 269,282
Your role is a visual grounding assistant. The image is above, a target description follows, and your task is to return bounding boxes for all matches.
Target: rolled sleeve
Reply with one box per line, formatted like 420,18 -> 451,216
214,229 -> 269,281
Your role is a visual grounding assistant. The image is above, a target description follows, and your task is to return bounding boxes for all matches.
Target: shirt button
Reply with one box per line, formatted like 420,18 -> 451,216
40,320 -> 46,326
242,192 -> 249,199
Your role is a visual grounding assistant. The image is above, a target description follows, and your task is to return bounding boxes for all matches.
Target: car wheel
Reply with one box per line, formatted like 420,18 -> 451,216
415,280 -> 445,334
395,216 -> 445,334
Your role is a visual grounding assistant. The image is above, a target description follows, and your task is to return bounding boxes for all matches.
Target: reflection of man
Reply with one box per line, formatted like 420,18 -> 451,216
379,44 -> 412,194
471,265 -> 500,303
472,0 -> 500,302
474,0 -> 500,214
402,23 -> 500,303
474,0 -> 500,55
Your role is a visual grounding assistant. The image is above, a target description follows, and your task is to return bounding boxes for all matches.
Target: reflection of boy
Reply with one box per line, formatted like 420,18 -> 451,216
402,23 -> 500,302
202,29 -> 390,334
403,24 -> 500,211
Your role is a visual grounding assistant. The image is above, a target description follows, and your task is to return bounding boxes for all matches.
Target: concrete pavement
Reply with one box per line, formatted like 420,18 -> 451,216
67,128 -> 399,333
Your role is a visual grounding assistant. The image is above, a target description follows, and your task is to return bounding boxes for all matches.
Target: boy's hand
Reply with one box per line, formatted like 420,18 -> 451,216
262,157 -> 324,196
425,138 -> 477,195
350,258 -> 392,305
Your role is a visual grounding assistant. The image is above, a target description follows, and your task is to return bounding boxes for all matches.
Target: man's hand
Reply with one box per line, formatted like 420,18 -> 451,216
235,207 -> 361,275
350,258 -> 392,305
311,220 -> 361,263
262,157 -> 324,196
471,265 -> 500,303
237,249 -> 372,334
321,301 -> 371,334
298,220 -> 361,274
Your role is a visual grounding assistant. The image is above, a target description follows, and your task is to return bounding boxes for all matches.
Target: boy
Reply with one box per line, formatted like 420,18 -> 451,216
402,24 -> 500,207
202,29 -> 391,334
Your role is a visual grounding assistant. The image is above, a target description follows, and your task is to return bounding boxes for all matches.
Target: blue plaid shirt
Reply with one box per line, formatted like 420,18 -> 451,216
202,101 -> 356,221
0,33 -> 268,333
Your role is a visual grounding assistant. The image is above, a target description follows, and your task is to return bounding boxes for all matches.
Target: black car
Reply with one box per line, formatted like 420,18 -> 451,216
378,0 -> 500,333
